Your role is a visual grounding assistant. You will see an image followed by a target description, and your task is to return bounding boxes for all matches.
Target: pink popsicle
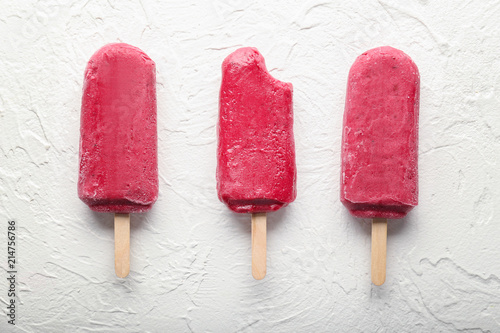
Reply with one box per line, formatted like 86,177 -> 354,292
217,47 -> 296,214
78,43 -> 158,277
217,47 -> 296,279
341,46 -> 419,219
340,46 -> 420,285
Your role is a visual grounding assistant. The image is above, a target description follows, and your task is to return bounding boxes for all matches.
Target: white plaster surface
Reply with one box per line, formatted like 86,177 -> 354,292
1,0 -> 500,332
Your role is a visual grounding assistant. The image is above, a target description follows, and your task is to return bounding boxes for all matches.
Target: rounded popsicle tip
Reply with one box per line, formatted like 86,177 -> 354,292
88,43 -> 155,66
352,46 -> 420,80
361,45 -> 408,57
359,46 -> 412,60
84,43 -> 156,85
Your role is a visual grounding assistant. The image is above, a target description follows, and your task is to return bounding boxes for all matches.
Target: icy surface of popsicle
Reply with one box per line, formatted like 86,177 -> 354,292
78,43 -> 158,213
217,47 -> 296,213
340,46 -> 419,219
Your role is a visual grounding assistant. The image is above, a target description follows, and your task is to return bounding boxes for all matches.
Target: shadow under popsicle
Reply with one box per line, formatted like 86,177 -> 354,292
90,209 -> 154,277
346,211 -> 411,287
229,205 -> 288,280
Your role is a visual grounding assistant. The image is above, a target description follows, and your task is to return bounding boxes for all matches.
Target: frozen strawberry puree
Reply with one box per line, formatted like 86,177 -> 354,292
217,47 -> 296,213
341,46 -> 420,219
78,43 -> 158,213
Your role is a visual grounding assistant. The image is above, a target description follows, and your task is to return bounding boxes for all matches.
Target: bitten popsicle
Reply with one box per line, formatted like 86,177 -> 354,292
78,43 -> 158,278
340,46 -> 419,285
217,47 -> 296,279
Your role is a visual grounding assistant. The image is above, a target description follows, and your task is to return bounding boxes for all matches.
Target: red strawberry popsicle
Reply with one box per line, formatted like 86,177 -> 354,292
78,43 -> 158,277
341,46 -> 419,285
217,47 -> 296,279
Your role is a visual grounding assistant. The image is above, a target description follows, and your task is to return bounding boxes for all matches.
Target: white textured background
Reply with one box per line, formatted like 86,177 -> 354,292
1,0 -> 500,332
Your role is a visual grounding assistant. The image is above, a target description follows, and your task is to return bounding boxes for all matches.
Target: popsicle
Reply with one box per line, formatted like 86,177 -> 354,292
217,47 -> 296,279
340,46 -> 419,285
78,43 -> 158,278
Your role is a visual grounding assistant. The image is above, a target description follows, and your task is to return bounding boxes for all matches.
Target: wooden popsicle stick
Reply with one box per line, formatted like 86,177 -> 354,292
251,212 -> 267,280
371,218 -> 387,285
114,213 -> 130,278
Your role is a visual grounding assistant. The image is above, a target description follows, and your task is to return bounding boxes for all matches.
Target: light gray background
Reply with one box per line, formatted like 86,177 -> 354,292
1,0 -> 499,332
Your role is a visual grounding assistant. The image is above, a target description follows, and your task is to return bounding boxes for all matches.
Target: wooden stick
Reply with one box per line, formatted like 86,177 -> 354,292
371,218 -> 387,285
114,213 -> 130,278
251,212 -> 267,280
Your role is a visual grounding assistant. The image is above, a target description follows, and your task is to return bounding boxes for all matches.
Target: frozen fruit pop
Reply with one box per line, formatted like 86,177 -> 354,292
217,47 -> 296,279
340,46 -> 419,285
78,43 -> 158,278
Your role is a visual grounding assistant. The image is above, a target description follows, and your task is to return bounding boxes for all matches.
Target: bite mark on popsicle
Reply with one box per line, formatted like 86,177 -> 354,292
217,47 -> 296,214
217,47 -> 296,279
